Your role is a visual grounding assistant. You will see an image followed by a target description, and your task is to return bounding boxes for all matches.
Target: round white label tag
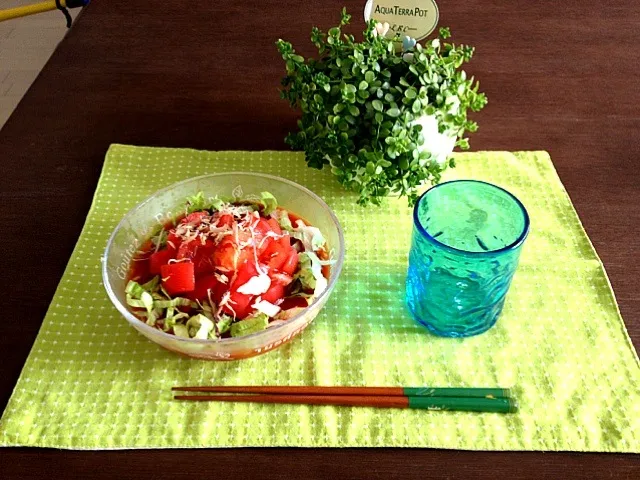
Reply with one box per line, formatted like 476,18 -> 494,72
364,0 -> 439,41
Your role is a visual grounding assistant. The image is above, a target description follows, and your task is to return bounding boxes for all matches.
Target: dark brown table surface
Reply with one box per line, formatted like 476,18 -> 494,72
1,0 -> 639,478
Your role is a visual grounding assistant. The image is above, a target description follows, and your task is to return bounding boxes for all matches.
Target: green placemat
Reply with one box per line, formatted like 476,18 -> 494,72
1,146 -> 639,451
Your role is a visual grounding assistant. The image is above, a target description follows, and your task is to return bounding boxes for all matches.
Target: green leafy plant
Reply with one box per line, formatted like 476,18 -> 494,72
276,8 -> 487,205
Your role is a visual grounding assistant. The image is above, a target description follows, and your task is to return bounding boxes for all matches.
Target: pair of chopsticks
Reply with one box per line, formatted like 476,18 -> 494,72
172,386 -> 517,414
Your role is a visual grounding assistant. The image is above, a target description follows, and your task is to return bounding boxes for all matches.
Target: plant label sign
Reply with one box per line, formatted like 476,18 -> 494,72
364,0 -> 439,41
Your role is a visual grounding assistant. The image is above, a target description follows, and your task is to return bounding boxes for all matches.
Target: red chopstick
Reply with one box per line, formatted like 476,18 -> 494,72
172,393 -> 517,413
171,385 -> 511,399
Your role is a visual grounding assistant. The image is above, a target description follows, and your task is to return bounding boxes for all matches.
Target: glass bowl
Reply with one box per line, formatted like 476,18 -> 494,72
102,172 -> 345,360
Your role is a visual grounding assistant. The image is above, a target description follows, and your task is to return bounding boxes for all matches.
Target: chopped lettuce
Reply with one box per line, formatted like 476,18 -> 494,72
217,315 -> 233,335
125,282 -> 157,325
260,192 -> 278,215
186,191 -> 207,213
292,220 -> 326,252
173,324 -> 190,338
296,251 -> 328,296
125,280 -> 147,298
153,297 -> 197,309
209,196 -> 227,211
163,311 -> 189,332
230,313 -> 269,337
150,228 -> 167,251
270,208 -> 293,232
141,275 -> 160,292
186,314 -> 214,339
295,253 -> 317,291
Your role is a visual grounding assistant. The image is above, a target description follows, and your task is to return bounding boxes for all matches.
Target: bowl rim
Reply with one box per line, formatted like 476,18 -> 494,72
101,171 -> 345,345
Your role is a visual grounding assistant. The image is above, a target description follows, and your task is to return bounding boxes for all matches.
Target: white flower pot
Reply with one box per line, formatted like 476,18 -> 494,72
412,114 -> 457,167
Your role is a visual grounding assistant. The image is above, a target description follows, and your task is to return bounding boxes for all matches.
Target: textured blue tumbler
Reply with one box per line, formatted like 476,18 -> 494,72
406,180 -> 530,337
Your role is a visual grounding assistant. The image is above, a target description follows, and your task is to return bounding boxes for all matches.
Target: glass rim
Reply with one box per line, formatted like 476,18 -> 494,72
412,179 -> 530,256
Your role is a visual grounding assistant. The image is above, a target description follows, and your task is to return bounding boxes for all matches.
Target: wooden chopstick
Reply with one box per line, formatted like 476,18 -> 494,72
173,393 -> 517,413
171,385 -> 511,399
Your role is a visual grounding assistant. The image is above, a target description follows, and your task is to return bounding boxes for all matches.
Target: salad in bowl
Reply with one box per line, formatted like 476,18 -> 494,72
102,173 -> 344,360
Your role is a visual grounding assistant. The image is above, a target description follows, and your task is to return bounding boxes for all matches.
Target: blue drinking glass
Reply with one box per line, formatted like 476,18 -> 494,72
405,180 -> 530,337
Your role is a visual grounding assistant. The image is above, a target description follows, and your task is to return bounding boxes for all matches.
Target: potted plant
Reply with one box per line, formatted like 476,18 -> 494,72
276,8 -> 487,205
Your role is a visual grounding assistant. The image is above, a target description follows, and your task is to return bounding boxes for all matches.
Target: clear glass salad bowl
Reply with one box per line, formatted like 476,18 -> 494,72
102,172 -> 345,360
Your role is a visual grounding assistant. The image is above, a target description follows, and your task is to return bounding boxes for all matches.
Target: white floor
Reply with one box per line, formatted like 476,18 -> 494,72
0,0 -> 78,129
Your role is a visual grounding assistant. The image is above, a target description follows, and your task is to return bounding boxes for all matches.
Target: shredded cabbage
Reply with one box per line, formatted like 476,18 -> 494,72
260,192 -> 278,215
292,220 -> 326,252
173,324 -> 190,338
230,313 -> 269,337
217,315 -> 233,335
186,314 -> 214,339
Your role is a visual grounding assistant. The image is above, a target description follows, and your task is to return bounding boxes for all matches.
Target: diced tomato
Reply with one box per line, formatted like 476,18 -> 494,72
217,214 -> 234,227
224,291 -> 254,319
212,239 -> 235,271
267,251 -> 288,272
281,250 -> 299,276
270,271 -> 293,286
220,260 -> 260,319
160,261 -> 195,295
261,236 -> 292,272
231,260 -> 258,289
176,240 -> 197,260
129,256 -> 150,282
254,218 -> 271,236
166,231 -> 181,250
267,217 -> 282,235
187,275 -> 219,302
182,211 -> 208,225
178,240 -> 218,275
278,234 -> 291,248
279,296 -> 309,311
184,239 -> 217,275
149,248 -> 174,274
261,283 -> 285,304
288,212 -> 302,226
261,236 -> 284,259
258,236 -> 274,256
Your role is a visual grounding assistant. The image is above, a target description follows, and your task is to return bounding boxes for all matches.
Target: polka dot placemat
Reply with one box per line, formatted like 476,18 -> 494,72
0,145 -> 638,451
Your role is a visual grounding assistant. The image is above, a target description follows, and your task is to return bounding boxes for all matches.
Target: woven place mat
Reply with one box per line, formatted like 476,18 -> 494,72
0,146 -> 638,451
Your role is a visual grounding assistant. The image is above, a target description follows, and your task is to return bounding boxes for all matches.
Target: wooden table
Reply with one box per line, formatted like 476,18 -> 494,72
1,1 -> 638,477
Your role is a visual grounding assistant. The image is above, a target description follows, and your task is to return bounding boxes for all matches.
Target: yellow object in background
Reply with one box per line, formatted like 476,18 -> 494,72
0,0 -> 87,24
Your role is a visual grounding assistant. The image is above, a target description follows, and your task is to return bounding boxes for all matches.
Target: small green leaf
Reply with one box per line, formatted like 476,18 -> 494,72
374,112 -> 383,123
387,108 -> 401,117
405,88 -> 417,99
372,100 -> 384,112
412,99 -> 421,113
333,103 -> 345,114
359,80 -> 368,90
348,105 -> 360,116
365,71 -> 375,82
